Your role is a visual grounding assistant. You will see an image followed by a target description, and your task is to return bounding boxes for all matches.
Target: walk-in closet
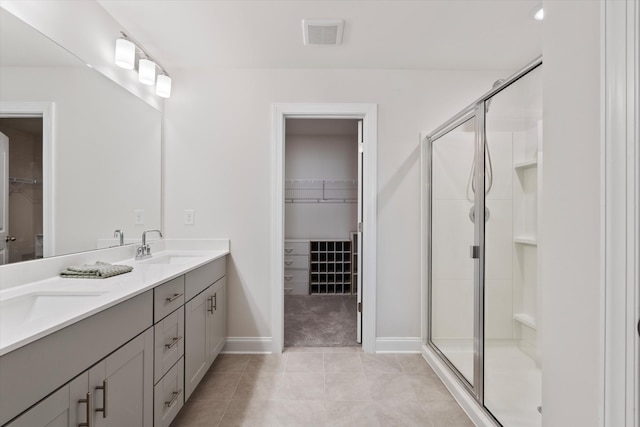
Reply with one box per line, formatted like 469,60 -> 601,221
283,118 -> 361,347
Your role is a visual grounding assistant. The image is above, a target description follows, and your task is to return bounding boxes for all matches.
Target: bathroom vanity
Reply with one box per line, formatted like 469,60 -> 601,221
0,242 -> 229,427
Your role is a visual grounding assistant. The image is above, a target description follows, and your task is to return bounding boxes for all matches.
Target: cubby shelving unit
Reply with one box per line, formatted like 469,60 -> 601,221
309,240 -> 352,294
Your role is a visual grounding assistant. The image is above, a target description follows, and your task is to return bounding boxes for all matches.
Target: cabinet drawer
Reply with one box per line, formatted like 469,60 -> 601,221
154,307 -> 184,383
284,269 -> 309,283
284,241 -> 309,256
284,255 -> 309,269
154,357 -> 184,427
154,276 -> 185,322
185,258 -> 226,301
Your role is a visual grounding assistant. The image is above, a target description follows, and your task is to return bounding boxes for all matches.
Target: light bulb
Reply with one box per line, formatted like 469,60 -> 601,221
138,59 -> 156,85
115,38 -> 135,69
156,75 -> 172,98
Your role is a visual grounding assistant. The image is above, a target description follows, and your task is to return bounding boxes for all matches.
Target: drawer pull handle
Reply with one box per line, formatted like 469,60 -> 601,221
285,248 -> 293,253
207,296 -> 214,314
166,293 -> 183,303
284,275 -> 292,281
165,336 -> 183,349
95,380 -> 108,418
284,260 -> 293,265
78,392 -> 93,427
165,390 -> 182,408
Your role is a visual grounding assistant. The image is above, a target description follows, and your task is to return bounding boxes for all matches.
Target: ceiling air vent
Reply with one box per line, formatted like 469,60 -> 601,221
302,19 -> 344,46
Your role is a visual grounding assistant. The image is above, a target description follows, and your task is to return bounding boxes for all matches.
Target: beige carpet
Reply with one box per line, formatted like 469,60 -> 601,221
284,295 -> 359,347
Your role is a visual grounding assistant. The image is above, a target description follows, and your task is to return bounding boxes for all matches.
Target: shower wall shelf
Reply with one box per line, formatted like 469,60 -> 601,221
513,236 -> 537,246
285,179 -> 357,203
514,159 -> 538,170
511,119 -> 543,364
513,313 -> 537,330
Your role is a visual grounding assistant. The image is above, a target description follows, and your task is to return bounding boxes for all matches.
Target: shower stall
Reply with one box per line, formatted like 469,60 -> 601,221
422,57 -> 542,426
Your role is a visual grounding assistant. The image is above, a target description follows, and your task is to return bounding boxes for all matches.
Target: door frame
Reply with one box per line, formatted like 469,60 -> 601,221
602,0 -> 639,425
0,102 -> 54,258
271,103 -> 378,353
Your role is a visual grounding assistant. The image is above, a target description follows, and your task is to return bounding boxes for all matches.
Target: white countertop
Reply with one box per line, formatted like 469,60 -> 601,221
0,249 -> 229,356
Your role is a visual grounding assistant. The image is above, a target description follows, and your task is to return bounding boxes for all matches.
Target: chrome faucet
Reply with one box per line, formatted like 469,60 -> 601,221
114,229 -> 124,246
136,229 -> 163,260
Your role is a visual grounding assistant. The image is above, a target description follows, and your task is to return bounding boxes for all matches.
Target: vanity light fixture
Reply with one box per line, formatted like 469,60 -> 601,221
114,31 -> 172,98
156,74 -> 172,98
115,37 -> 136,69
138,58 -> 156,85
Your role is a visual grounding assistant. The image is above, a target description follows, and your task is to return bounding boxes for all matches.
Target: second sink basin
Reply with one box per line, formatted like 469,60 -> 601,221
139,254 -> 203,265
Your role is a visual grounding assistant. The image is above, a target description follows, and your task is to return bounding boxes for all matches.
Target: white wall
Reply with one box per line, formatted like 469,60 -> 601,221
541,1 -> 602,425
163,67 -> 504,344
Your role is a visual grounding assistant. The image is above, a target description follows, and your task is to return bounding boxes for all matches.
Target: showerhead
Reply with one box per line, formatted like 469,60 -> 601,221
485,79 -> 506,112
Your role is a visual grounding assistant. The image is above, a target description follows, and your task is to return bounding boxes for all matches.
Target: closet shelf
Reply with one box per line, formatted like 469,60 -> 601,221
514,159 -> 538,170
285,179 -> 357,203
513,313 -> 537,330
514,235 -> 537,246
9,177 -> 42,185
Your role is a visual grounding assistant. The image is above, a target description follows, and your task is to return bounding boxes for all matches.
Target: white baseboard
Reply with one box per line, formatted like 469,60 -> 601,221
422,345 -> 499,427
375,337 -> 422,353
222,337 -> 273,354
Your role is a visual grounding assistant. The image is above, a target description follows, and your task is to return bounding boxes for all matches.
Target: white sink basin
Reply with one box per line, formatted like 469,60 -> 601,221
0,291 -> 108,324
139,254 -> 203,265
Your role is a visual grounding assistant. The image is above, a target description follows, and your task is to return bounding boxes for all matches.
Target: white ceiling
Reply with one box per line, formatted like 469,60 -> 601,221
96,0 -> 543,72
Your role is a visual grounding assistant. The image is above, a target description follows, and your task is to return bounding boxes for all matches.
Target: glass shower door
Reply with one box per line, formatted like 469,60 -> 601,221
429,115 -> 478,387
483,66 -> 542,426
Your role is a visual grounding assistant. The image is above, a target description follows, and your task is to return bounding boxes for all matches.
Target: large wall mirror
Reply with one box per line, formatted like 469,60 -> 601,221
0,7 -> 162,265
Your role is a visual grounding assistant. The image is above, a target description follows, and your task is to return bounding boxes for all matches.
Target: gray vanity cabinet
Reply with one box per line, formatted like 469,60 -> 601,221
209,277 -> 227,362
88,329 -> 154,427
5,373 -> 88,427
6,329 -> 153,427
184,259 -> 227,400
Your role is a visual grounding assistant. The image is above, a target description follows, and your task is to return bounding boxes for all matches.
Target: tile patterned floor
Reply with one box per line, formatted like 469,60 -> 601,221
170,348 -> 474,427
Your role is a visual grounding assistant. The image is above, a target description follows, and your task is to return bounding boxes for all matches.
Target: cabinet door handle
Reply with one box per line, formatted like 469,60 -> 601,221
284,275 -> 292,281
285,260 -> 293,265
78,391 -> 94,427
95,380 -> 108,418
165,336 -> 183,349
213,293 -> 217,311
166,293 -> 183,303
207,296 -> 214,314
165,390 -> 182,408
285,248 -> 293,253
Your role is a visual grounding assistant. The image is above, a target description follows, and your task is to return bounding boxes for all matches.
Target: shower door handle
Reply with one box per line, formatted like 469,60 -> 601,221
470,245 -> 480,259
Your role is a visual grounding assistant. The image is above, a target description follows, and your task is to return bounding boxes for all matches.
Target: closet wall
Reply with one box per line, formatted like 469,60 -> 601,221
284,119 -> 358,240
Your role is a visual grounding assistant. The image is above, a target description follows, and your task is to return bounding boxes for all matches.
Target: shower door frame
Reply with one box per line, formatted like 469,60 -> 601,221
422,56 -> 543,425
424,107 -> 486,402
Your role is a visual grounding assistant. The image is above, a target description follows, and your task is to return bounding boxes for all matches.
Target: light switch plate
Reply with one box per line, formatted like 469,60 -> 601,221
184,210 -> 195,225
134,209 -> 144,225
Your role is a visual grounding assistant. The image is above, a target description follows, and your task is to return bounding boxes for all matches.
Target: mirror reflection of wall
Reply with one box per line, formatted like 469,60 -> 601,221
0,118 -> 43,263
0,7 -> 162,265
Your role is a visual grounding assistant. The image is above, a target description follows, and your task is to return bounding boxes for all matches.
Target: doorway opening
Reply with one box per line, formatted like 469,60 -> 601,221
283,118 -> 361,348
271,103 -> 377,354
0,117 -> 43,264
